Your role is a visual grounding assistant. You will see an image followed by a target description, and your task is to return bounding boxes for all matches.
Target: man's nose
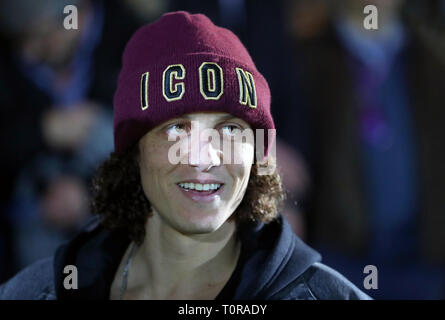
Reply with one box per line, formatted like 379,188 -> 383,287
188,130 -> 222,171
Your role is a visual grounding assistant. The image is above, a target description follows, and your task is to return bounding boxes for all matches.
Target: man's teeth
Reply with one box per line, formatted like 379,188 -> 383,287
178,182 -> 221,191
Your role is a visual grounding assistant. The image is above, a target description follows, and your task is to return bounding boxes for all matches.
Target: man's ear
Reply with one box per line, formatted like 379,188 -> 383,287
256,155 -> 277,176
255,130 -> 276,176
255,139 -> 277,176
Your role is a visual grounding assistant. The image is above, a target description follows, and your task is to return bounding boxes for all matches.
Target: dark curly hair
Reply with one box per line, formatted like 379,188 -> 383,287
91,144 -> 285,245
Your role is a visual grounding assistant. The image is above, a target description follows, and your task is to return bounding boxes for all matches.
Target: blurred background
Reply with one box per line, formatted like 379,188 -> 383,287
0,0 -> 444,299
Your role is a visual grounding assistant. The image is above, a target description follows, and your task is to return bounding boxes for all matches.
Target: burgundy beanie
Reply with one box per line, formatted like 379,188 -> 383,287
113,11 -> 275,156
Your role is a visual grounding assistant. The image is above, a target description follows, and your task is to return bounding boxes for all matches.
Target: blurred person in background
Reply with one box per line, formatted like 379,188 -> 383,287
0,0 -> 165,275
282,0 -> 445,299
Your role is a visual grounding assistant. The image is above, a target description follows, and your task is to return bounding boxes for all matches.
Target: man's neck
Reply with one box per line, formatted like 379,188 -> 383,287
125,212 -> 240,299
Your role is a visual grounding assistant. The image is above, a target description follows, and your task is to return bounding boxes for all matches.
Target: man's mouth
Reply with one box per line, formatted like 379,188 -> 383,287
176,179 -> 225,202
177,182 -> 222,192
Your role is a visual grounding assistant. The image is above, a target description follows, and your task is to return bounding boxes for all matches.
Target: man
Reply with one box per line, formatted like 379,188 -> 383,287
0,11 -> 369,300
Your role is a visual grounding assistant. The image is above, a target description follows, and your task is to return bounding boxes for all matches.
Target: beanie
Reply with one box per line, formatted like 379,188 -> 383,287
113,11 -> 275,156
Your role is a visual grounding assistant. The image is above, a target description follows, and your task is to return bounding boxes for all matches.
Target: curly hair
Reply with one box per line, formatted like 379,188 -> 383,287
91,144 -> 285,245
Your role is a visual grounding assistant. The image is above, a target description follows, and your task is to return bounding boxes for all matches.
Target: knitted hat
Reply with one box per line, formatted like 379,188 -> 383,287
113,11 -> 275,156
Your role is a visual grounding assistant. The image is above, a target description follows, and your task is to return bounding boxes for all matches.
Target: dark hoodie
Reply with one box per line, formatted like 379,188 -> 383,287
0,216 -> 370,300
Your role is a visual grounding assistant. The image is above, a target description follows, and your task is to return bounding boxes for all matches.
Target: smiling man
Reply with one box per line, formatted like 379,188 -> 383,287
0,11 -> 370,300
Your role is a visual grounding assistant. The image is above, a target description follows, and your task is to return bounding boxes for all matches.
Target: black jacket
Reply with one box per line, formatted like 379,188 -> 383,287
0,216 -> 370,300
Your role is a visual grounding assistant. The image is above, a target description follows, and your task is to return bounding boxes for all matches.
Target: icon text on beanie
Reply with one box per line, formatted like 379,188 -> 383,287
140,64 -> 257,110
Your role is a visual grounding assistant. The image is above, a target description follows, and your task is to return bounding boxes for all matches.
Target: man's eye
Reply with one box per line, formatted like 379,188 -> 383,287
166,123 -> 187,135
221,124 -> 241,136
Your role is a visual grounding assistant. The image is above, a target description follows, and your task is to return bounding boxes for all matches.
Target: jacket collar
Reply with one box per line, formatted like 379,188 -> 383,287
54,215 -> 321,300
54,217 -> 131,300
233,216 -> 321,299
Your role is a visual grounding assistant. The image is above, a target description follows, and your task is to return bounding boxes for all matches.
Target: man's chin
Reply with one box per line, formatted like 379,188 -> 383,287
175,215 -> 228,236
177,221 -> 222,236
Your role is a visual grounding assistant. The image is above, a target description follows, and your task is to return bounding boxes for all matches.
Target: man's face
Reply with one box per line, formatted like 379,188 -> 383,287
138,112 -> 254,235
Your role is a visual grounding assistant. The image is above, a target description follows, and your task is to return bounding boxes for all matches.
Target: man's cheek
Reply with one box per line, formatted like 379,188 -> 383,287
222,140 -> 253,165
237,143 -> 255,166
